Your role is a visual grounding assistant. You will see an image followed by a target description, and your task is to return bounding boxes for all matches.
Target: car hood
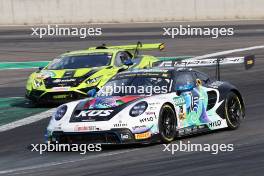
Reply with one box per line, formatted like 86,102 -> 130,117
35,66 -> 107,79
76,95 -> 144,110
69,95 -> 145,122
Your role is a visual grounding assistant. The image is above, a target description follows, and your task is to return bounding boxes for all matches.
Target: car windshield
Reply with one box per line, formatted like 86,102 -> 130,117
47,53 -> 112,70
97,75 -> 172,96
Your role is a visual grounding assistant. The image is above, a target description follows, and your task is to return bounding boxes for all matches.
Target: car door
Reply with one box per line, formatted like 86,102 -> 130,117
174,71 -> 209,128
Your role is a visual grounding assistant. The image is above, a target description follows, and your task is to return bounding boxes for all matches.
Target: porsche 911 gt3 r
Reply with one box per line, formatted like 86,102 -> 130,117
46,67 -> 246,144
26,42 -> 164,104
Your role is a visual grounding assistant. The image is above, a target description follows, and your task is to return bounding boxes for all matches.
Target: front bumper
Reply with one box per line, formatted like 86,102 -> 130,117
47,129 -> 159,144
26,87 -> 95,104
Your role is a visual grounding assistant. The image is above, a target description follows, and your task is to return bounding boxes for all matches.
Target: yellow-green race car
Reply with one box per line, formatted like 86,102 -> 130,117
25,42 -> 164,104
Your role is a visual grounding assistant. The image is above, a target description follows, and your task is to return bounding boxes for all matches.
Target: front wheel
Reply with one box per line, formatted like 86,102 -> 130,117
158,104 -> 177,143
225,92 -> 243,130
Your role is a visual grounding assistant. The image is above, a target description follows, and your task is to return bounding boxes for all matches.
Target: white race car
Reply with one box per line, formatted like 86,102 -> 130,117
46,66 -> 246,144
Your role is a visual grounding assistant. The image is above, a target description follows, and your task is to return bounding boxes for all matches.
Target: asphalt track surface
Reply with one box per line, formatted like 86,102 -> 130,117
0,21 -> 264,176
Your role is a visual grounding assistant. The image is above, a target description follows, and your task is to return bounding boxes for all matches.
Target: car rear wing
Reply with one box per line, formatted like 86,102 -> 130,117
88,42 -> 165,51
154,55 -> 255,70
154,55 -> 255,80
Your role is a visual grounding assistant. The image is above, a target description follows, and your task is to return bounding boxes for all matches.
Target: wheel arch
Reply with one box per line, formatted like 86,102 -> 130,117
216,82 -> 245,118
158,102 -> 178,143
230,89 -> 245,117
161,102 -> 178,127
162,102 -> 176,115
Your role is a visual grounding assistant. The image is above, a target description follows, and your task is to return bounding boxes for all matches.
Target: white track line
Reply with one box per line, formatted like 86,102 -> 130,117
0,108 -> 55,133
0,148 -> 139,175
191,45 -> 264,60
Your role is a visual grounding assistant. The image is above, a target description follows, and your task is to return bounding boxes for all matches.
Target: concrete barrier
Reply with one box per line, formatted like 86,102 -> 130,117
0,0 -> 264,25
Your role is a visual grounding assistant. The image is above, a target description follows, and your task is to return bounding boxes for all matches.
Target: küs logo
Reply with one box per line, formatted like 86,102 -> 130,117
76,110 -> 113,117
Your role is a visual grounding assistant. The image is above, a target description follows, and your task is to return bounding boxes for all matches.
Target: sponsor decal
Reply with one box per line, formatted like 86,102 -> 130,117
149,102 -> 160,105
192,126 -> 198,133
178,125 -> 206,136
209,81 -> 224,88
63,70 -> 75,78
149,106 -> 157,110
198,125 -> 206,129
208,120 -> 221,128
53,94 -> 68,99
145,111 -> 155,115
191,96 -> 199,112
120,133 -> 131,140
75,110 -> 114,118
51,87 -> 70,92
131,125 -> 151,134
113,123 -> 127,127
157,57 -> 239,67
86,76 -> 102,85
53,78 -> 76,83
173,96 -> 185,106
140,117 -> 154,123
179,127 -> 191,135
132,125 -> 147,131
37,70 -> 56,79
74,125 -> 99,132
179,106 -> 186,120
135,131 -> 151,140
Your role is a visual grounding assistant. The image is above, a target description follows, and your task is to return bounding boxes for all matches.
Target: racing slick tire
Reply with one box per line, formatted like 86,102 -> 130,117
224,92 -> 243,130
158,104 -> 177,143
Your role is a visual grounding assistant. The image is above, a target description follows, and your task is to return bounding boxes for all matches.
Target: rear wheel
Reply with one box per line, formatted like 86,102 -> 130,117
225,92 -> 243,130
158,104 -> 177,143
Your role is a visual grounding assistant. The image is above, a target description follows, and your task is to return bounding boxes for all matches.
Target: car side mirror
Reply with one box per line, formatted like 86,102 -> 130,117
39,67 -> 44,71
87,89 -> 97,97
196,79 -> 202,86
117,67 -> 127,73
123,59 -> 133,66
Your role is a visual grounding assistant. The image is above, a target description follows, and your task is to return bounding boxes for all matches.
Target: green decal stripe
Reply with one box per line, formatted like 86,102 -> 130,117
0,61 -> 49,70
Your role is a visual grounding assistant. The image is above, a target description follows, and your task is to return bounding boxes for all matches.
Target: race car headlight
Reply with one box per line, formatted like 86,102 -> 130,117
33,79 -> 43,88
53,105 -> 67,121
129,101 -> 148,117
86,76 -> 102,85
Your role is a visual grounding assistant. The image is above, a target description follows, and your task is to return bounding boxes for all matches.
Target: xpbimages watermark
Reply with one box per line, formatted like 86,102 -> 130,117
98,83 -> 169,96
163,25 -> 234,39
163,141 -> 234,155
31,25 -> 102,39
30,142 -> 102,154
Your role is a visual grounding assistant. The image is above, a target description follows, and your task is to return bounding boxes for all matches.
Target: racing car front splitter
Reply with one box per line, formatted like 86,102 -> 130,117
26,87 -> 94,104
47,128 -> 160,144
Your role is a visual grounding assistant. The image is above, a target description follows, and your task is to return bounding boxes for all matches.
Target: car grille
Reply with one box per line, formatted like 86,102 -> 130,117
53,132 -> 121,144
40,91 -> 87,103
